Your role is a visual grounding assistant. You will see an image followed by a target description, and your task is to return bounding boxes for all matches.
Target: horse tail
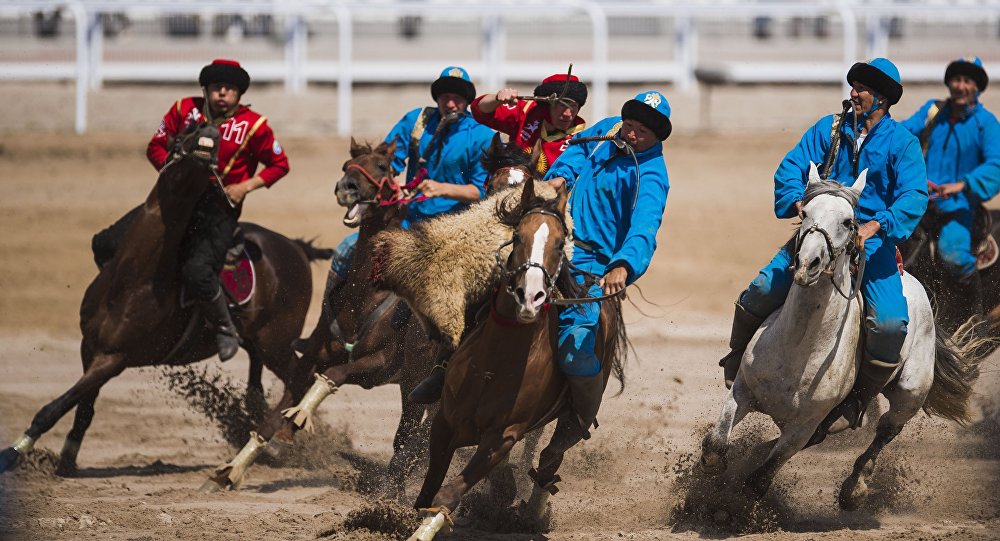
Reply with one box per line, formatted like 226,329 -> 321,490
924,317 -> 991,424
292,237 -> 335,262
605,297 -> 629,396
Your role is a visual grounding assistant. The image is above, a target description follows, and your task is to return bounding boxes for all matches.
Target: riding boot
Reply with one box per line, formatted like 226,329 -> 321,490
718,303 -> 766,389
200,289 -> 241,362
566,373 -> 605,440
807,354 -> 897,447
408,363 -> 447,404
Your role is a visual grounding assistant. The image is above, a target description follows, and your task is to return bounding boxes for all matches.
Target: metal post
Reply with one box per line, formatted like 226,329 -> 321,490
838,4 -> 858,97
480,13 -> 504,91
572,0 -> 608,121
69,1 -> 89,134
335,4 -> 353,137
284,13 -> 306,94
865,15 -> 889,61
675,15 -> 697,93
89,11 -> 103,90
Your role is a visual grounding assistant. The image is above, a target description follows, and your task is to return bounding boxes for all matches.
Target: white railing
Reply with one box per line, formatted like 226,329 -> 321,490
1,0 -> 998,134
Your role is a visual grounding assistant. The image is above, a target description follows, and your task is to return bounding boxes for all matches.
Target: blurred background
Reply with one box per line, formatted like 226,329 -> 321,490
2,0 -> 1000,137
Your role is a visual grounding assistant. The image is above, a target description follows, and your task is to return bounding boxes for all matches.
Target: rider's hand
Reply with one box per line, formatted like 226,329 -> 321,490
417,179 -> 448,199
496,88 -> 519,106
547,177 -> 567,191
855,220 -> 881,253
599,266 -> 628,297
224,181 -> 252,205
927,180 -> 942,199
937,180 -> 966,199
795,201 -> 804,219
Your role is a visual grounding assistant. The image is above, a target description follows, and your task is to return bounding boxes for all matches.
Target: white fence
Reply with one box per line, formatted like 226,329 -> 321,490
1,0 -> 999,134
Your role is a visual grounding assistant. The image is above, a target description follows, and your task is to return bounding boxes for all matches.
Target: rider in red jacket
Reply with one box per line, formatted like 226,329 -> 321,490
471,73 -> 587,175
92,59 -> 290,361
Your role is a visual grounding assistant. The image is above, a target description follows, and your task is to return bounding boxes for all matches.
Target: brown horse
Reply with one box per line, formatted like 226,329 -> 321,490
406,178 -> 627,540
899,205 -> 1000,343
0,123 -> 326,476
202,139 -> 438,495
481,132 -> 538,195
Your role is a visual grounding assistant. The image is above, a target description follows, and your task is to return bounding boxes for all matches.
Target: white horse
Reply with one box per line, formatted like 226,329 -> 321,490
699,164 -> 982,510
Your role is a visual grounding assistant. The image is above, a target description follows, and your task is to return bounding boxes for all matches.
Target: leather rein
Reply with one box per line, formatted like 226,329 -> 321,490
792,214 -> 865,301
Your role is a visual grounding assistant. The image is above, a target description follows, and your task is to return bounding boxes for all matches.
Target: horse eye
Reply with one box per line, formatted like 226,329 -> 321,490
377,161 -> 389,171
842,219 -> 853,228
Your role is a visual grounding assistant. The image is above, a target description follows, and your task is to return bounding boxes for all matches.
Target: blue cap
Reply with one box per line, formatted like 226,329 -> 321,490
431,66 -> 476,103
945,56 -> 988,91
621,90 -> 672,140
847,57 -> 903,105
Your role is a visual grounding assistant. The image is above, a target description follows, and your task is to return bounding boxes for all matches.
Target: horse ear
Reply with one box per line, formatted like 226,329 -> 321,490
489,132 -> 503,154
349,137 -> 366,159
850,168 -> 868,199
807,161 -> 822,185
529,141 -> 543,173
520,175 -> 537,204
376,140 -> 397,158
553,179 -> 568,215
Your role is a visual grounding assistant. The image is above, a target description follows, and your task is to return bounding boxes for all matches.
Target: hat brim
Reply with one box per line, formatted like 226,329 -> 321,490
945,61 -> 988,92
199,63 -> 250,94
431,77 -> 476,104
621,100 -> 671,141
847,62 -> 902,105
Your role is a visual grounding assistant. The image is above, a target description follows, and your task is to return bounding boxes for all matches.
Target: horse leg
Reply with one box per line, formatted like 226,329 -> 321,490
839,376 -> 925,510
245,347 -> 267,419
413,414 -> 458,509
0,353 -> 125,473
700,382 -> 752,475
485,453 -> 517,509
383,398 -> 429,501
743,422 -> 817,500
281,350 -> 390,433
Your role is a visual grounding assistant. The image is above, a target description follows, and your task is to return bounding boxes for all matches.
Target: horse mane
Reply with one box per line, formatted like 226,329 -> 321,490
480,139 -> 532,175
802,179 -> 860,207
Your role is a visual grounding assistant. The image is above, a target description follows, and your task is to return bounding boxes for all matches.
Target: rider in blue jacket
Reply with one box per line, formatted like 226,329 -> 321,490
900,56 -> 1000,317
326,66 -> 494,288
719,58 -> 928,444
541,90 -> 671,438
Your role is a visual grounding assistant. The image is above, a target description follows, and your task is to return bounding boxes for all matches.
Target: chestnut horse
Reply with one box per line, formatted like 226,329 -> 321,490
0,123 -> 327,476
406,178 -> 627,540
202,139 -> 438,495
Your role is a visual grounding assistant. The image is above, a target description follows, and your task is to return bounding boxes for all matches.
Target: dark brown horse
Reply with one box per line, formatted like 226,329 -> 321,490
406,178 -> 627,540
202,139 -> 438,495
899,205 -> 1000,342
481,132 -> 539,196
0,123 -> 327,476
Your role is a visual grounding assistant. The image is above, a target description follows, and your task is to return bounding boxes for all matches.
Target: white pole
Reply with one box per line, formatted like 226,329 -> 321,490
335,3 -> 353,137
69,1 -> 89,134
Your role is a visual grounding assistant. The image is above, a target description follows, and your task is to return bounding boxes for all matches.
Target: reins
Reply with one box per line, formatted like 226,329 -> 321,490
792,212 -> 865,301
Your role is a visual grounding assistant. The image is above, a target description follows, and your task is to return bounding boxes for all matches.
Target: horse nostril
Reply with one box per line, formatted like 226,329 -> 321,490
515,288 -> 526,303
532,291 -> 546,305
808,257 -> 821,270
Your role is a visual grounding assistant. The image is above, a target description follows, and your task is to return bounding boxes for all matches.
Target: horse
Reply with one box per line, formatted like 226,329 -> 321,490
899,203 -> 1000,339
699,164 -> 983,511
405,177 -> 628,540
480,132 -> 539,196
0,122 -> 329,476
201,139 -> 438,495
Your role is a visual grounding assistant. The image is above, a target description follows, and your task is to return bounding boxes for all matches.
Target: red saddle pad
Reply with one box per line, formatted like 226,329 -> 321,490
220,250 -> 255,306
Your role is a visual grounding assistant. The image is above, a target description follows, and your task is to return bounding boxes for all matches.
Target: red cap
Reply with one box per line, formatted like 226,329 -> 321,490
541,73 -> 580,84
211,59 -> 242,68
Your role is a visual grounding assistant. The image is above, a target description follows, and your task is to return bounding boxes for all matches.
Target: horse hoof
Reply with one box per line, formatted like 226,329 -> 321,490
54,460 -> 78,477
838,478 -> 866,511
199,478 -> 229,493
0,448 -> 20,473
698,453 -> 726,475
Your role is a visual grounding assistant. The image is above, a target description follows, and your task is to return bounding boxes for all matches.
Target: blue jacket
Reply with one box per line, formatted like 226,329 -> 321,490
544,117 -> 670,284
384,107 -> 495,226
775,113 -> 927,245
901,100 -> 1000,214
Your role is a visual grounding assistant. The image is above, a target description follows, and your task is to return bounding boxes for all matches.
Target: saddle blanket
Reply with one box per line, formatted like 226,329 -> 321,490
220,249 -> 255,306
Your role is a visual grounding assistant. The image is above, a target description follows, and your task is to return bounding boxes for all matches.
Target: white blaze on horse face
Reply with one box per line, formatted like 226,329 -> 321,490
507,168 -> 526,186
795,197 -> 855,286
520,222 -> 550,317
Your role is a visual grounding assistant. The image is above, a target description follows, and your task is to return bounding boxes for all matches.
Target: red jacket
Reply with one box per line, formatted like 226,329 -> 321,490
147,97 -> 290,187
471,96 -> 586,174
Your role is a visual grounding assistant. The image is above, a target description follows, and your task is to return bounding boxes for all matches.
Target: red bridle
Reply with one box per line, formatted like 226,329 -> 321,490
345,162 -> 428,207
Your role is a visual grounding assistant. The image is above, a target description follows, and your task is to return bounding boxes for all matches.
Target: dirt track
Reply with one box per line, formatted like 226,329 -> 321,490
1,83 -> 999,540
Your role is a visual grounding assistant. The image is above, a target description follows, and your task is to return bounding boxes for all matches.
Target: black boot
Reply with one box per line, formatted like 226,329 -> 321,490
408,363 -> 447,404
200,289 -> 241,362
718,303 -> 766,389
566,373 -> 605,440
807,354 -> 897,447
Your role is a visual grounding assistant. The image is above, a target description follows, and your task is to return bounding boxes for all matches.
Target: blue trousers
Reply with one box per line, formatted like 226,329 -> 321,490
937,208 -> 977,279
557,249 -> 606,377
330,232 -> 359,280
739,235 -> 908,364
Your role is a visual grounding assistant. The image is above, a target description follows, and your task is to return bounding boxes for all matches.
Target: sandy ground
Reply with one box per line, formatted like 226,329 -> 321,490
0,83 -> 999,540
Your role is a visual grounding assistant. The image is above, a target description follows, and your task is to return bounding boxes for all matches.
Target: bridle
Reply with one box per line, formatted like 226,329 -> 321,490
344,162 -> 429,208
792,209 -> 864,300
495,208 -> 567,304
